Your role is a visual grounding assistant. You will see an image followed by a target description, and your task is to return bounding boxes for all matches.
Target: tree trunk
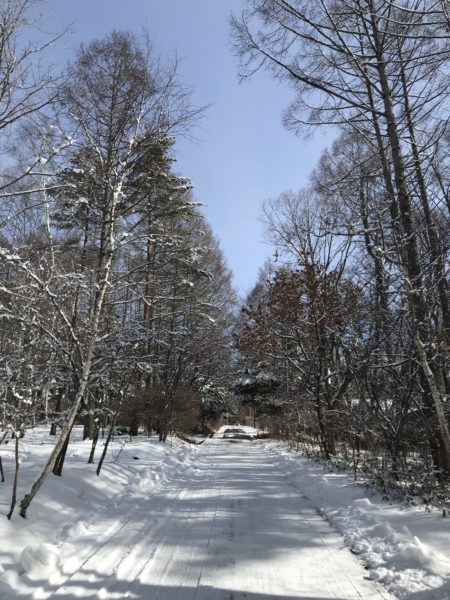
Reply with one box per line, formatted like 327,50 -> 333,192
368,2 -> 450,473
7,433 -> 20,520
19,212 -> 117,517
398,48 -> 450,348
50,389 -> 64,436
97,406 -> 121,476
83,413 -> 96,440
315,391 -> 330,459
88,424 -> 99,464
52,426 -> 72,477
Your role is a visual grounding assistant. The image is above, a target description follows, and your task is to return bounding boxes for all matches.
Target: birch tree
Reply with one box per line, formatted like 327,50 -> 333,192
18,30 -> 200,517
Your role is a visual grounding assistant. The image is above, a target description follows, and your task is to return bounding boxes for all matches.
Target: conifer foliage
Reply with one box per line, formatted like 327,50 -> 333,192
0,18 -> 234,518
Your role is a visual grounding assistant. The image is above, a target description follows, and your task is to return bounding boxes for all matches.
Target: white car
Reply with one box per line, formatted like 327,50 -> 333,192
221,427 -> 254,441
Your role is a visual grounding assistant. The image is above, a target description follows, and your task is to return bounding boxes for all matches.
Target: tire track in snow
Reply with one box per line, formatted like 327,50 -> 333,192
135,459 -> 224,598
11,440 -> 395,599
25,450 -> 210,599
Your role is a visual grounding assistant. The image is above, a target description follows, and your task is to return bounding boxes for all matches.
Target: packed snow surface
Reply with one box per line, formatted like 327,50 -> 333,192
0,427 -> 449,599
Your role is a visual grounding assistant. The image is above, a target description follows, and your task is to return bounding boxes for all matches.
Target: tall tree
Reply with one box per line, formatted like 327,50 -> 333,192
232,0 -> 450,473
18,30 -> 200,517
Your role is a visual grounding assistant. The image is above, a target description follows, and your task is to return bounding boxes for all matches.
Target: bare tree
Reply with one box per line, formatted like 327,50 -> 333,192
18,30 -> 201,517
232,0 -> 450,474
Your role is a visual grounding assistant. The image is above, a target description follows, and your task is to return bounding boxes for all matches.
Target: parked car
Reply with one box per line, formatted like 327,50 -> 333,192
221,427 -> 254,441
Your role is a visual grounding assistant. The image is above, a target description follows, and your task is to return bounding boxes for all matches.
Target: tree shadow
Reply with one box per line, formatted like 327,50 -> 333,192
1,442 -> 385,600
4,570 -> 375,600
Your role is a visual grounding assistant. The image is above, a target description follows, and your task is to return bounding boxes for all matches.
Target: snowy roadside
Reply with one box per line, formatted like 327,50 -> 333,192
0,427 -> 201,598
3,428 -> 450,600
266,441 -> 450,600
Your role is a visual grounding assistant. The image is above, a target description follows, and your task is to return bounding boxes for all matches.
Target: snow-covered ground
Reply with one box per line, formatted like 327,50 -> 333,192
0,427 -> 199,598
266,442 -> 450,600
0,426 -> 449,599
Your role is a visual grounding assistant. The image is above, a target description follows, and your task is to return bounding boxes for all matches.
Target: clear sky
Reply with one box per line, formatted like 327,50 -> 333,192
42,0 -> 330,297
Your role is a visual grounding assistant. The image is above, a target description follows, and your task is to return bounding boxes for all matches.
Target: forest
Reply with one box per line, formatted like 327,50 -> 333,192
232,0 -> 450,506
0,3 -> 236,518
0,0 -> 450,521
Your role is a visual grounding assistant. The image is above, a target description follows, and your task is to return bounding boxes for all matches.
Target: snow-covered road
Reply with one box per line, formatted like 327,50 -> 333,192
30,438 -> 392,600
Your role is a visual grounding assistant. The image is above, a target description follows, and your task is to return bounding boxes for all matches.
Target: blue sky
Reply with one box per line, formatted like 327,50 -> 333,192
43,0 -> 330,297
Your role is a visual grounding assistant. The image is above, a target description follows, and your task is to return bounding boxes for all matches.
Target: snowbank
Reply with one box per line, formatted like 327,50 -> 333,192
267,442 -> 450,599
0,427 -> 198,598
20,544 -> 61,581
2,428 -> 450,599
